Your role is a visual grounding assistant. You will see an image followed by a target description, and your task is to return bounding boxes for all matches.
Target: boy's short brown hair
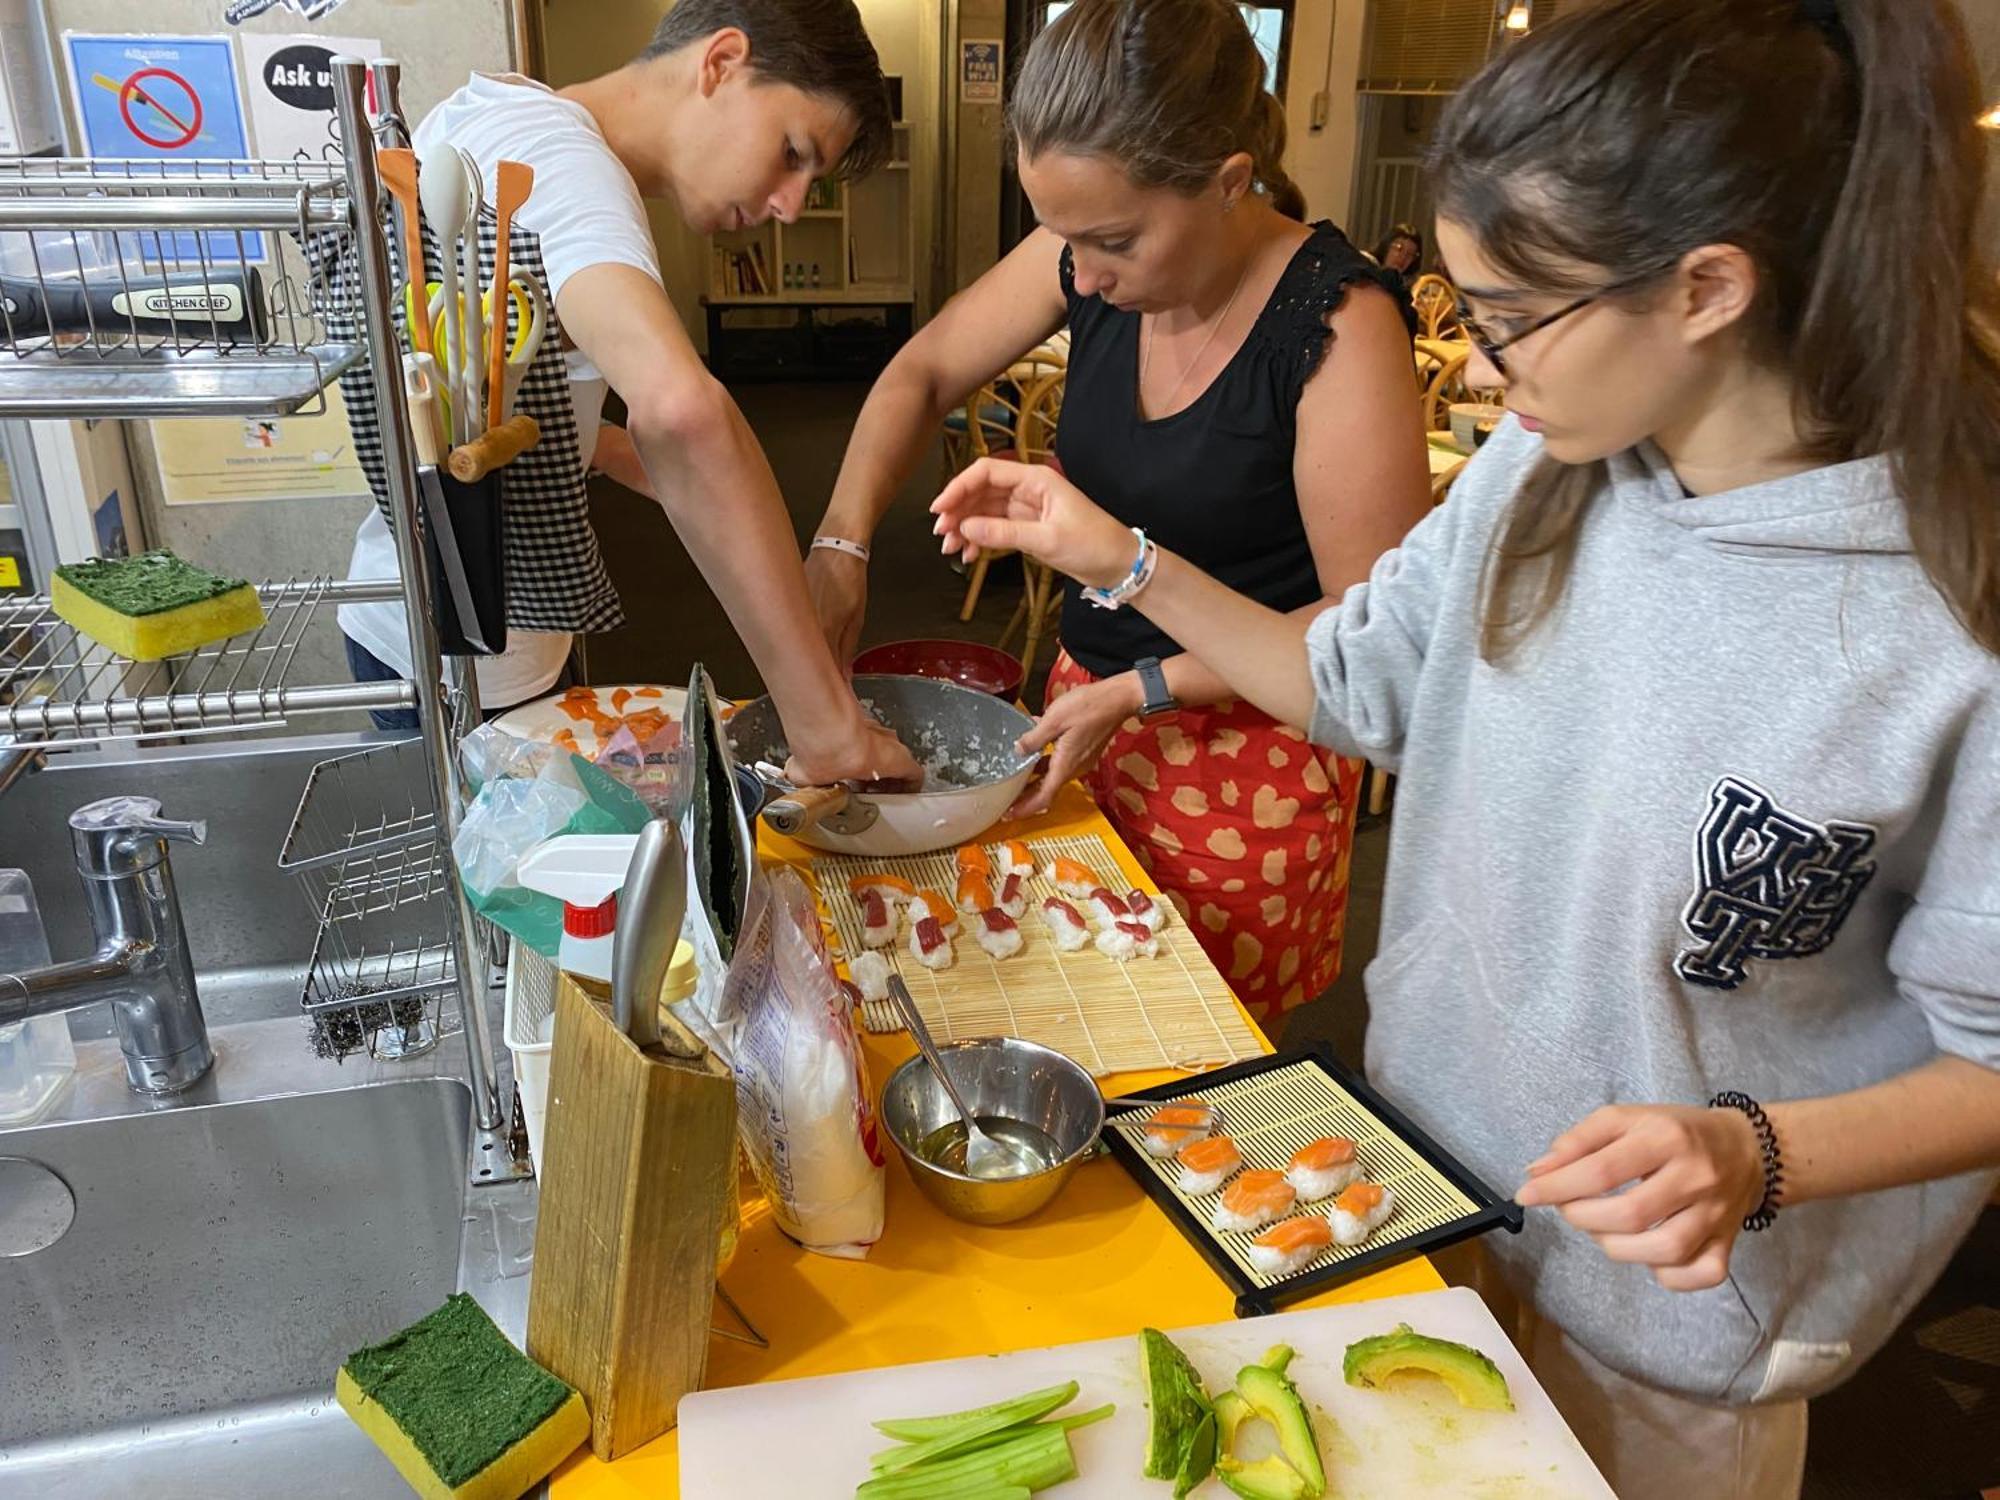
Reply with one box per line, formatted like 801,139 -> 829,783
644,0 -> 892,178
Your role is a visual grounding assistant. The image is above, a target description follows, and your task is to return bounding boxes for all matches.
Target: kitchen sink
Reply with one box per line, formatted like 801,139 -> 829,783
0,736 -> 534,1499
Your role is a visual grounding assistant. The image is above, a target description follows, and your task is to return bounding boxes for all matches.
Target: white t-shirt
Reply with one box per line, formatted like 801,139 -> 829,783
338,73 -> 661,709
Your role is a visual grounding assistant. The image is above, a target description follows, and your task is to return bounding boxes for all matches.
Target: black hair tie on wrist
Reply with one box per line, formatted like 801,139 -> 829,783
1711,1090 -> 1785,1233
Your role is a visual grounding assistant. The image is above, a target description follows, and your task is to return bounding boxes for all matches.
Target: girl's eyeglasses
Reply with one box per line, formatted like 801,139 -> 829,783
1453,269 -> 1666,378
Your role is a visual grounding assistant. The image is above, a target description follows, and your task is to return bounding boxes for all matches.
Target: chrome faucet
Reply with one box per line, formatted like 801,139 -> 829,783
0,796 -> 213,1094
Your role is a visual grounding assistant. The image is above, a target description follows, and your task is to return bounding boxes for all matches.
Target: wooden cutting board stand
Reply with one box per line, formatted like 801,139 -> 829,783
527,975 -> 736,1460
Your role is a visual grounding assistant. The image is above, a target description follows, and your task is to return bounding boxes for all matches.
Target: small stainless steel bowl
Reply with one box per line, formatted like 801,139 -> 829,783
879,1037 -> 1105,1226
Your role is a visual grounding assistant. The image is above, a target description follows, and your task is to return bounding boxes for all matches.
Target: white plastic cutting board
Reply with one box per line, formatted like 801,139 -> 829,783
679,1287 -> 1615,1498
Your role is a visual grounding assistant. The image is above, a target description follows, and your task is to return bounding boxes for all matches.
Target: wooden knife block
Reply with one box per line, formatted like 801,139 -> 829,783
527,975 -> 737,1460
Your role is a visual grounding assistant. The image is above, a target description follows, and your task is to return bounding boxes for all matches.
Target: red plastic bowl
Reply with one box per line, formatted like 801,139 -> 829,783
851,638 -> 1026,700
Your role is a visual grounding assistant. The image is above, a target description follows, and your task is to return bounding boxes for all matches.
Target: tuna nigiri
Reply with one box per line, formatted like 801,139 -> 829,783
974,907 -> 1023,960
1247,1215 -> 1335,1278
956,868 -> 996,915
1175,1134 -> 1244,1194
860,890 -> 897,949
1085,886 -> 1133,931
1045,857 -> 1100,899
909,888 -> 960,936
1213,1169 -> 1297,1233
848,873 -> 915,906
997,870 -> 1029,919
1286,1137 -> 1363,1202
1140,1099 -> 1216,1157
1329,1181 -> 1396,1246
909,914 -> 954,971
1125,888 -> 1170,934
1040,896 -> 1091,952
997,839 -> 1036,879
955,843 -> 994,879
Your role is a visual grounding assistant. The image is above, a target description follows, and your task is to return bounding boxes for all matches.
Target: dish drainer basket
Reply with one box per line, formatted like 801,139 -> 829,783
0,156 -> 363,416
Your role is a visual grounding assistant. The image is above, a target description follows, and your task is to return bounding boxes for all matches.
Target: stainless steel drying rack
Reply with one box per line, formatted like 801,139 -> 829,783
0,59 -> 519,1178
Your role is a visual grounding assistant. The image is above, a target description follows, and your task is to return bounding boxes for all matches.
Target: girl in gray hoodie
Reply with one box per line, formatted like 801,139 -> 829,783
930,1 -> 2000,1495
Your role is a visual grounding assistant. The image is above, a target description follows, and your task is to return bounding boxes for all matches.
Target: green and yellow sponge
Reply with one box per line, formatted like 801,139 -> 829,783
336,1293 -> 589,1500
51,549 -> 265,661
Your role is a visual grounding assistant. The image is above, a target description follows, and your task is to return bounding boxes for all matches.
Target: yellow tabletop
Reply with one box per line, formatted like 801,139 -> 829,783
550,781 -> 1442,1498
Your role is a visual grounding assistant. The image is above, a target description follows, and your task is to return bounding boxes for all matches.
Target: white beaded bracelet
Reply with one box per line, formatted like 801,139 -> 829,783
811,536 -> 871,562
1081,528 -> 1158,611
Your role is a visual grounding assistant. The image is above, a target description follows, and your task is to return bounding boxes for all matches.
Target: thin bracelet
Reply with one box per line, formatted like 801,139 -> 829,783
811,535 -> 871,563
1710,1090 -> 1785,1232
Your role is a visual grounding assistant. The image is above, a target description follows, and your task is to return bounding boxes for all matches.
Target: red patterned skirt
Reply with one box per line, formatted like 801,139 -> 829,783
1046,649 -> 1365,1026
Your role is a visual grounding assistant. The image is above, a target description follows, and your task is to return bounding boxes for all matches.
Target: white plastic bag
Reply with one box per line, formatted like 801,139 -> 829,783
703,868 -> 886,1258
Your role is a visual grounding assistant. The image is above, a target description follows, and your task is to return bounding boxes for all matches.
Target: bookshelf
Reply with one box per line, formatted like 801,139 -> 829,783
704,114 -> 916,380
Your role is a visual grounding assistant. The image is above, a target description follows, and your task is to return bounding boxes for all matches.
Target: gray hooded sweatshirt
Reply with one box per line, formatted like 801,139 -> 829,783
1305,416 -> 1998,1405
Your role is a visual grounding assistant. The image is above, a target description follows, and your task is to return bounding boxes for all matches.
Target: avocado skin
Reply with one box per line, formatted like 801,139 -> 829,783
1342,1323 -> 1515,1413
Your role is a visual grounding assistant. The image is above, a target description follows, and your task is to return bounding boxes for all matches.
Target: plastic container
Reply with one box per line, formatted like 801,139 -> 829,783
0,870 -> 76,1127
504,934 -> 698,1172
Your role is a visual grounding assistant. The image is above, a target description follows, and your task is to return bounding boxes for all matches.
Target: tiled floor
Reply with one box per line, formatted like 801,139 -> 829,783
591,378 -> 1996,1498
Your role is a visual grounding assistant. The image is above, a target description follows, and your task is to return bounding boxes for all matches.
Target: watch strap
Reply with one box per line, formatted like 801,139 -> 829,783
1135,655 -> 1177,718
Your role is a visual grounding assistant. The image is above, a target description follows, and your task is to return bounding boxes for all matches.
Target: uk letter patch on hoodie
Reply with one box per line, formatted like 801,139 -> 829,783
1676,776 -> 1878,990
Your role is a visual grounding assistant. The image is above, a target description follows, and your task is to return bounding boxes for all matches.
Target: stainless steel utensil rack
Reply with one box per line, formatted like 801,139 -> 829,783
0,59 -> 518,1174
0,155 -> 362,416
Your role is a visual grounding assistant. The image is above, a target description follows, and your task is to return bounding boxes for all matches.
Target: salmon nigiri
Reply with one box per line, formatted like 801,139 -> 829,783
1175,1134 -> 1244,1194
1140,1099 -> 1216,1157
1247,1214 -> 1335,1277
1329,1180 -> 1396,1246
909,888 -> 960,935
997,839 -> 1036,878
956,868 -> 996,914
1286,1137 -> 1363,1202
1045,856 -> 1100,899
848,872 -> 916,906
955,843 -> 994,879
1213,1169 -> 1296,1232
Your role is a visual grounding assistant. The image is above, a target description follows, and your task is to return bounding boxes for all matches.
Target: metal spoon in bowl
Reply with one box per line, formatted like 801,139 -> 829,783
886,973 -> 1035,1181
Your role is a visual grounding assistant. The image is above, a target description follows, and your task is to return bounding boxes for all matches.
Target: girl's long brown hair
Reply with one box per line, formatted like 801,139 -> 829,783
1428,0 -> 2000,660
1010,0 -> 1305,221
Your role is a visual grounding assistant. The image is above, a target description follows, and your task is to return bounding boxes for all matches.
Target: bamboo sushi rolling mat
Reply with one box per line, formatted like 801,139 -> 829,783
1108,1058 -> 1482,1291
806,833 -> 1265,1077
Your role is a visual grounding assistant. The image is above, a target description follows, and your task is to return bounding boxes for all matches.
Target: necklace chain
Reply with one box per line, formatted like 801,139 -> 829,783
1139,254 -> 1256,415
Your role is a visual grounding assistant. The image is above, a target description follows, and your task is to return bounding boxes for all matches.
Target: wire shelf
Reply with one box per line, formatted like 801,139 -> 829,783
0,576 -> 413,750
279,734 -> 438,876
300,837 -> 458,1062
0,156 -> 359,415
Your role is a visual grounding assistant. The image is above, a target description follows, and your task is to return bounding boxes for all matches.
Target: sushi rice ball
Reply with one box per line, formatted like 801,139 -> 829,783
1040,896 -> 1091,952
1085,887 -> 1133,932
996,870 -> 1029,919
1125,888 -> 1170,934
1286,1137 -> 1364,1202
1175,1134 -> 1244,1194
860,890 -> 897,949
1045,857 -> 1100,900
1141,1099 -> 1218,1157
1114,919 -> 1159,959
1212,1169 -> 1297,1233
955,843 -> 994,879
997,839 -> 1036,879
909,888 -> 960,936
1329,1181 -> 1396,1246
909,914 -> 954,971
848,949 -> 893,1003
974,907 -> 1024,960
1247,1215 -> 1335,1278
1094,923 -> 1138,961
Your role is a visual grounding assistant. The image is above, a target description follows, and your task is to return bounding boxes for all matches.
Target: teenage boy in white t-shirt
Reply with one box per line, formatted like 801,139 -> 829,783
341,0 -> 917,787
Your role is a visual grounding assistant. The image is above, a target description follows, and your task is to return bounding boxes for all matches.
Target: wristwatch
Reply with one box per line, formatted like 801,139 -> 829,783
1134,656 -> 1179,720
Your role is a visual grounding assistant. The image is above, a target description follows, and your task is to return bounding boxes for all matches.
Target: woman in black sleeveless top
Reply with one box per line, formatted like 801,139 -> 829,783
812,0 -> 1431,1021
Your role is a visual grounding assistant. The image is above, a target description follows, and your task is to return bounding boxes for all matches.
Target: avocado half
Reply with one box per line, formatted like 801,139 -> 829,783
1342,1323 -> 1515,1412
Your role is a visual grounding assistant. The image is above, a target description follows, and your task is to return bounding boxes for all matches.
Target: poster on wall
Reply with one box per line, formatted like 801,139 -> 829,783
61,33 -> 259,261
153,384 -> 371,506
240,31 -> 383,166
961,40 -> 1001,104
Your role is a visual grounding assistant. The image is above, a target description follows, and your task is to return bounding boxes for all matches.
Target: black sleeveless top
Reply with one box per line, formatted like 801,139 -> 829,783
1054,221 -> 1410,678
